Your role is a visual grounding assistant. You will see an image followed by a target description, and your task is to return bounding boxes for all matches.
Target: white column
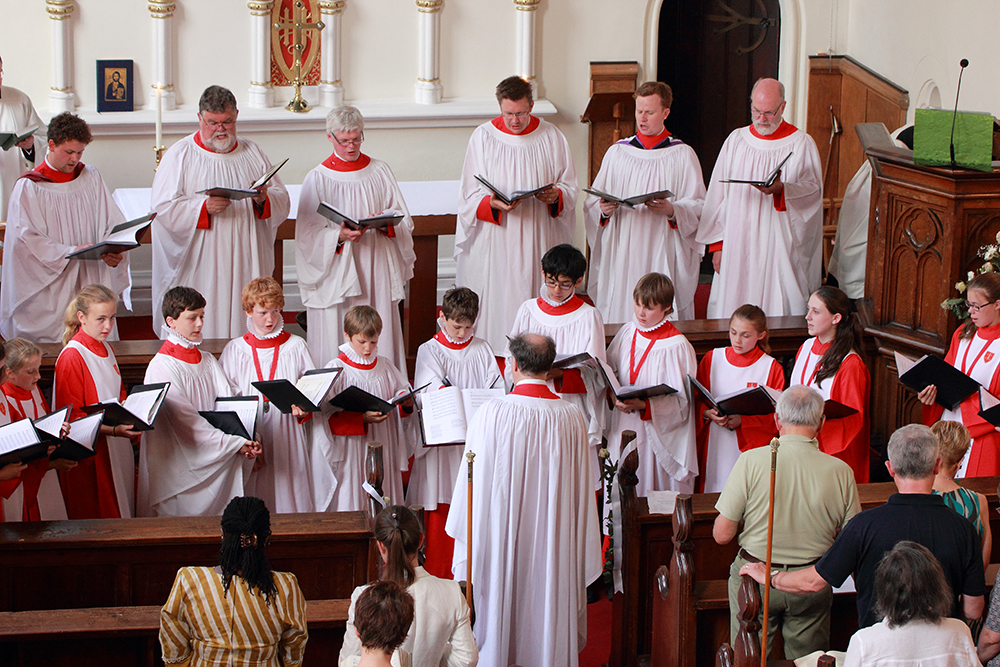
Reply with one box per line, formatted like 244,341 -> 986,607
415,0 -> 443,104
47,0 -> 76,112
319,0 -> 345,107
514,0 -> 540,94
148,0 -> 177,111
247,1 -> 276,108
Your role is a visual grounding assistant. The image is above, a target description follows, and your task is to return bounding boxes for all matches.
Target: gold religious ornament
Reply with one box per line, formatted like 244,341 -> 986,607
273,0 -> 324,112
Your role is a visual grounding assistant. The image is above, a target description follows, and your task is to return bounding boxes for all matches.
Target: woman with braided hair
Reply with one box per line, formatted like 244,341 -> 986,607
159,496 -> 308,666
339,505 -> 477,667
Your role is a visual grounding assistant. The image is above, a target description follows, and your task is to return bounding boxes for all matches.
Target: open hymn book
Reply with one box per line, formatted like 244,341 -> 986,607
721,151 -> 793,187
67,212 -> 156,260
81,382 -> 170,431
474,174 -> 555,206
418,386 -> 506,445
252,367 -> 343,413
316,202 -> 404,231
198,157 -> 289,200
688,375 -> 781,416
37,409 -> 105,462
583,187 -> 674,209
0,126 -> 39,151
329,383 -> 431,416
199,396 -> 259,440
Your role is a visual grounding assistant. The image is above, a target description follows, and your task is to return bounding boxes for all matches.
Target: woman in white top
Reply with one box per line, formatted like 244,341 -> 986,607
340,505 -> 478,667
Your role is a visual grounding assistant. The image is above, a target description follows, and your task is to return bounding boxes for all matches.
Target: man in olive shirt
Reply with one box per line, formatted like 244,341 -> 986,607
714,385 -> 860,658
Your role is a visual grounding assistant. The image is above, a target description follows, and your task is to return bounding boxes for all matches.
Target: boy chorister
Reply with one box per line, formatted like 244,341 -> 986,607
220,277 -> 337,514
324,305 -> 415,511
138,286 -> 260,517
408,287 -> 501,577
507,243 -> 607,487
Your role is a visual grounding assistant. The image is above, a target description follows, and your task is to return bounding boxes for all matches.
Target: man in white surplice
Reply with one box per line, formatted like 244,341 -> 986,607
151,85 -> 290,340
0,56 -> 47,220
446,333 -> 602,667
455,76 -> 579,352
697,78 -> 823,318
295,105 -> 415,372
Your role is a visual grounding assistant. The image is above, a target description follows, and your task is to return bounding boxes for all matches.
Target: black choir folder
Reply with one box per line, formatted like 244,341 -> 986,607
894,351 -> 979,411
198,157 -> 289,200
583,187 -> 675,209
721,152 -> 793,187
252,367 -> 343,413
590,357 -> 677,401
688,375 -> 781,416
0,125 -> 38,151
0,406 -> 102,465
67,213 -> 156,260
329,383 -> 430,416
45,411 -> 105,462
199,397 -> 259,441
81,382 -> 170,431
474,174 -> 555,207
978,388 -> 1000,426
316,202 -> 404,231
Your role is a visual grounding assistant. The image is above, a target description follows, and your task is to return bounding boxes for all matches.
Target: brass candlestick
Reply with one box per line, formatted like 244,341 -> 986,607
274,0 -> 324,113
153,145 -> 165,171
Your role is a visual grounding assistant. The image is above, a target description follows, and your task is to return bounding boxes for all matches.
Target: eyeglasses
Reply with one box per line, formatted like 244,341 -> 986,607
502,111 -> 531,120
750,105 -> 782,119
545,278 -> 576,290
333,132 -> 364,147
965,300 -> 995,313
200,115 -> 236,129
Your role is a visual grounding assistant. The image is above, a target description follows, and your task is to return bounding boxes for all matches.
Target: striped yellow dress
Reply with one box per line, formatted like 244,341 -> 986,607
159,566 -> 308,666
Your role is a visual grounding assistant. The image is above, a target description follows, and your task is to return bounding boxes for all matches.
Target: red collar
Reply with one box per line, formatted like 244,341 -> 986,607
724,346 -> 764,367
337,351 -> 376,370
193,131 -> 238,154
159,340 -> 202,364
243,330 -> 291,349
635,127 -> 672,149
536,295 -> 585,316
511,381 -> 559,399
433,330 -> 472,350
810,337 -> 832,355
491,115 -> 540,136
24,160 -> 84,183
977,323 -> 1000,341
637,320 -> 681,340
2,382 -> 35,402
72,331 -> 110,358
323,150 -> 371,172
749,120 -> 797,140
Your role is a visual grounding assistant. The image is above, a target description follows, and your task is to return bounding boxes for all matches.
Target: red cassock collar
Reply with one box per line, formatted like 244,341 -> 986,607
72,331 -> 110,358
749,120 -> 798,140
323,151 -> 372,172
635,127 -> 672,149
510,381 -> 559,399
491,115 -> 540,136
194,131 -> 239,154
337,351 -> 376,370
243,330 -> 291,349
22,160 -> 85,183
724,345 -> 764,367
536,295 -> 585,316
159,340 -> 202,364
637,320 -> 681,341
433,330 -> 472,350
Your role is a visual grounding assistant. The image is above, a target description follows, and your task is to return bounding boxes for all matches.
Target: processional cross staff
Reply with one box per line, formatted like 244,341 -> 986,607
760,437 -> 780,667
274,0 -> 324,113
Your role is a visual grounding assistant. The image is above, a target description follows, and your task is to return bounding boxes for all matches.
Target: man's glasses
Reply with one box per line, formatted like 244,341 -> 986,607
333,132 -> 364,147
201,116 -> 236,129
502,112 -> 531,120
750,105 -> 782,119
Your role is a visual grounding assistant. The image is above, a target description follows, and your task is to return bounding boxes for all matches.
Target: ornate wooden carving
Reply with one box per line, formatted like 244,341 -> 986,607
365,441 -> 385,523
611,438 -> 640,667
649,494 -> 696,667
582,62 -> 639,185
733,574 -> 761,667
715,643 -> 734,667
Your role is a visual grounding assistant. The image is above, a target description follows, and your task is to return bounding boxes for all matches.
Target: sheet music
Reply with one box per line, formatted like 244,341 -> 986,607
216,398 -> 259,438
420,387 -> 467,445
33,408 -> 68,439
0,419 -> 42,455
295,371 -> 338,404
893,350 -> 918,377
68,413 -> 103,450
123,387 -> 163,423
460,388 -> 504,424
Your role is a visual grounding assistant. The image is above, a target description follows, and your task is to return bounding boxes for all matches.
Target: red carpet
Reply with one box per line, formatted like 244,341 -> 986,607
579,596 -> 612,667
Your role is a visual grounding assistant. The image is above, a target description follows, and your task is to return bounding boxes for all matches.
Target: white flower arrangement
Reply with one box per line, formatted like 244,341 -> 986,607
942,238 -> 1000,319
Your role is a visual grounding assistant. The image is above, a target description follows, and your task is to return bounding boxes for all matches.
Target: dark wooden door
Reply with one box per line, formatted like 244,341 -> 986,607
657,0 -> 780,183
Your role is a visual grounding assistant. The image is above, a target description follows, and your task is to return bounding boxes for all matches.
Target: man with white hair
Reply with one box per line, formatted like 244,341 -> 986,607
714,385 -> 859,658
151,85 -> 290,339
294,105 -> 415,371
697,78 -> 823,317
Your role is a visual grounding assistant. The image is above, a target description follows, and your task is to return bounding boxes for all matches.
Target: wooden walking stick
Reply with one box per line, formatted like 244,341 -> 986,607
760,437 -> 780,667
465,450 -> 475,608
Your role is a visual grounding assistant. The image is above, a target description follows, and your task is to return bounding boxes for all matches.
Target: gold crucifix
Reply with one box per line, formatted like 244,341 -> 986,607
273,0 -> 324,112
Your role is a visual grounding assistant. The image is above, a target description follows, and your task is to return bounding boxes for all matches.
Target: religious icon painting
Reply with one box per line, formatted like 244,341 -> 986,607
97,60 -> 134,112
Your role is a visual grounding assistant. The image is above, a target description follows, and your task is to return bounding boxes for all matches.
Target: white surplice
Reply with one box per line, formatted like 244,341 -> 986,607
455,118 -> 579,352
137,341 -> 252,517
0,164 -> 129,342
0,86 -> 46,220
294,156 -> 415,372
583,136 -> 706,323
407,331 -> 501,511
698,123 -> 823,318
445,381 -> 603,667
150,134 -> 290,339
220,330 -> 337,514
606,321 -> 698,495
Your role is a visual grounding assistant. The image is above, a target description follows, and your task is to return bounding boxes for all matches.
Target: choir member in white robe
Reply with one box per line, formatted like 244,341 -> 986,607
455,76 -> 579,352
584,82 -> 706,323
447,333 -> 602,667
697,78 -> 823,318
0,58 -> 46,219
0,113 -> 128,343
220,280 -> 337,514
138,288 -> 259,517
295,106 -> 415,372
150,86 -> 290,340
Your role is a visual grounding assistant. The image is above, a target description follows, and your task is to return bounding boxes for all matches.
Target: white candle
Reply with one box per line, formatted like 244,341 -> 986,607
155,85 -> 163,148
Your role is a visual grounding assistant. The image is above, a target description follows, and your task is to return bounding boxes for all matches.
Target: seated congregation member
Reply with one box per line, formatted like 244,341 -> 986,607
324,305 -> 415,510
446,333 -> 602,667
408,286 -> 500,578
605,273 -> 697,494
714,385 -> 860,659
220,277 -> 336,514
584,81 -> 706,323
340,505 -> 477,667
506,243 -> 607,487
920,272 -> 1000,477
741,424 -> 986,630
695,304 -> 784,493
0,111 -> 129,343
159,496 -> 308,665
138,287 -> 261,517
844,541 -> 979,667
347,581 -> 415,667
295,105 -> 415,373
931,421 -> 991,570
790,286 -> 870,482
1,338 -> 74,521
54,284 -> 142,519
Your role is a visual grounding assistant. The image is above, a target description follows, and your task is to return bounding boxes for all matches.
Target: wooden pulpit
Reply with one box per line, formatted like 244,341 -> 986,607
862,146 -> 1000,445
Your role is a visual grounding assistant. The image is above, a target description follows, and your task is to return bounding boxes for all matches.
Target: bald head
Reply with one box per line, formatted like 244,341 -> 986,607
750,78 -> 786,135
509,333 -> 556,379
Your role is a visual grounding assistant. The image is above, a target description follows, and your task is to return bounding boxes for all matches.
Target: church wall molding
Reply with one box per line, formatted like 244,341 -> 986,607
415,0 -> 444,104
47,0 -> 76,113
149,0 -> 177,111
